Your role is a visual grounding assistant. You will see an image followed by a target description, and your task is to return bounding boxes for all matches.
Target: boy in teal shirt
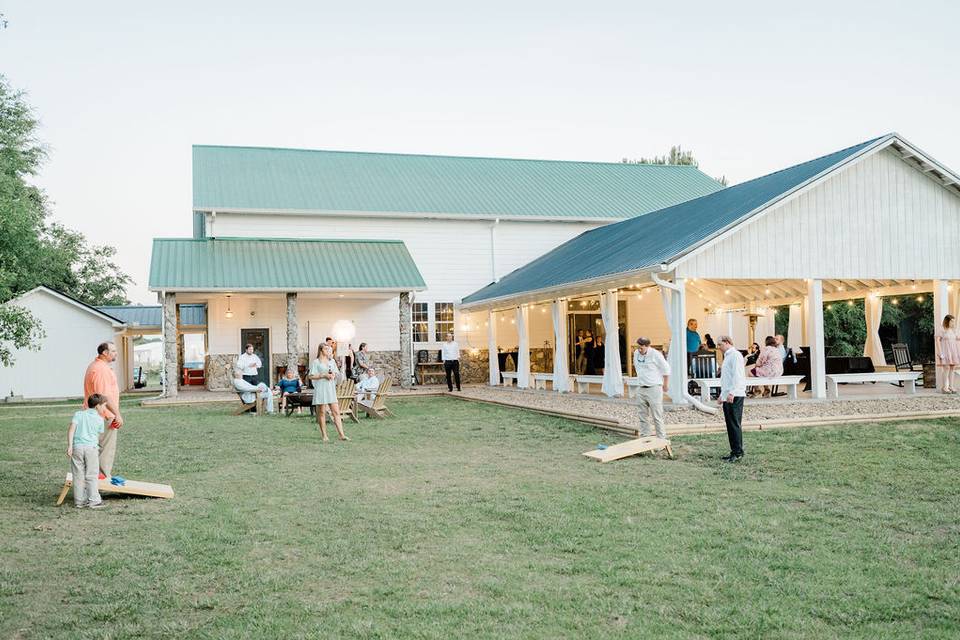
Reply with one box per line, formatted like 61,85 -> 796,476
67,393 -> 108,509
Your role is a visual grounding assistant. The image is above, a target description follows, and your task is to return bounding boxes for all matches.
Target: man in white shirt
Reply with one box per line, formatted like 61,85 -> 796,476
236,344 -> 263,386
441,332 -> 461,392
232,369 -> 274,413
632,337 -> 670,439
717,335 -> 747,461
355,367 -> 381,408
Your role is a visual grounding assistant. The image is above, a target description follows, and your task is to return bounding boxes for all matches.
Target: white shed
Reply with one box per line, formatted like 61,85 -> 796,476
0,287 -> 126,400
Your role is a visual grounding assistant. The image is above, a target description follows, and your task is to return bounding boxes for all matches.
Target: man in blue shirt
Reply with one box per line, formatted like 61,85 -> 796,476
686,319 -> 701,354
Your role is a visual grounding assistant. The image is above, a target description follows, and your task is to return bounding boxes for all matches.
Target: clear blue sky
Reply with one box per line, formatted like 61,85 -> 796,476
2,0 -> 958,303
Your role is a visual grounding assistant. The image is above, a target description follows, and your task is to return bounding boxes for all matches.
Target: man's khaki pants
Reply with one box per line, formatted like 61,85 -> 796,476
98,427 -> 118,477
636,385 -> 667,439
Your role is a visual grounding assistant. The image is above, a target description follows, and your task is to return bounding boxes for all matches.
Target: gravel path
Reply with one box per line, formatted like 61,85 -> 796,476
456,385 -> 960,428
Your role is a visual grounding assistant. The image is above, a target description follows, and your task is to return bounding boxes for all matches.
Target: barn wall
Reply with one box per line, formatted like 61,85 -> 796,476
677,148 -> 960,280
0,291 -> 120,399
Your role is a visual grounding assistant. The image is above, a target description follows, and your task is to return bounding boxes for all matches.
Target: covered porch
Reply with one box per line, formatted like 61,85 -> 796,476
148,237 -> 426,397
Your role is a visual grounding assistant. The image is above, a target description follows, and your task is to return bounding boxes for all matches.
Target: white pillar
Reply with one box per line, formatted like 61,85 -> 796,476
863,294 -> 886,367
667,278 -> 688,404
934,279 -> 949,389
488,309 -> 499,386
516,305 -> 530,389
787,303 -> 803,351
600,290 -> 623,397
806,279 -> 826,399
551,299 -> 570,392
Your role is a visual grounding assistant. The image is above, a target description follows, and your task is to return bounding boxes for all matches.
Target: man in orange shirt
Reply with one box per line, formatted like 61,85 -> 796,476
83,341 -> 124,479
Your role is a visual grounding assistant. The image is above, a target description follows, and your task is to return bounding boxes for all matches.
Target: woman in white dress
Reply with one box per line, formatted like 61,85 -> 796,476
309,344 -> 349,441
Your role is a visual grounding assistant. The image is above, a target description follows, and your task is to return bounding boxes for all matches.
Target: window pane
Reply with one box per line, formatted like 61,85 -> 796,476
412,303 -> 428,343
435,302 -> 454,341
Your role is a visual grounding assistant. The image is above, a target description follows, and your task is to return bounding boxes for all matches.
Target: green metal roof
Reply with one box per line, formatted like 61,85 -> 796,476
462,135 -> 893,306
149,238 -> 426,291
193,145 -> 723,219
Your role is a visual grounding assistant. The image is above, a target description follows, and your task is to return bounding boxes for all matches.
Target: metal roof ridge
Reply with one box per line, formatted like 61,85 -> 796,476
153,237 -> 408,245
192,144 -> 713,169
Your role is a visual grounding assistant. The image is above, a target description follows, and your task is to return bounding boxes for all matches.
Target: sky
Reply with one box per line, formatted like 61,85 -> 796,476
2,0 -> 958,304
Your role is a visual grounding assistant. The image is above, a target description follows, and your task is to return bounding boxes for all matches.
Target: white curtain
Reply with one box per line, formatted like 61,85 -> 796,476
516,305 -> 530,388
863,295 -> 886,366
488,309 -> 499,385
600,290 -> 624,397
551,299 -> 570,392
787,304 -> 803,351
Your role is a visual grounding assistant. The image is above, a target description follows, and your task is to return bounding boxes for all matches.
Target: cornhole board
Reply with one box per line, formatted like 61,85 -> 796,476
582,436 -> 673,463
56,473 -> 175,505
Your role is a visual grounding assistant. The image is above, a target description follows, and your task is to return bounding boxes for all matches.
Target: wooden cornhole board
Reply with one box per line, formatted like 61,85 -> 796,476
56,473 -> 175,506
582,436 -> 673,463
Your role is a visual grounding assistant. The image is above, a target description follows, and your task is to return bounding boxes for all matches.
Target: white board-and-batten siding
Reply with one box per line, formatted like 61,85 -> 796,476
209,214 -> 603,302
677,148 -> 960,280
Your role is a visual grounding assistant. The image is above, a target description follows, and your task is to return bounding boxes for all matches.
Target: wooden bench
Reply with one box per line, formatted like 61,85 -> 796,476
500,371 -> 518,386
691,375 -> 805,403
826,371 -> 921,398
532,373 -> 577,390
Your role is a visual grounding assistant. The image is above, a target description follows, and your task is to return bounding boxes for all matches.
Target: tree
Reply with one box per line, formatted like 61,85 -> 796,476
621,145 -> 728,186
0,74 -> 132,364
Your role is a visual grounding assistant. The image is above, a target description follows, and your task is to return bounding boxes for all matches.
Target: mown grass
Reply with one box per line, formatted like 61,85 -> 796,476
0,397 -> 958,639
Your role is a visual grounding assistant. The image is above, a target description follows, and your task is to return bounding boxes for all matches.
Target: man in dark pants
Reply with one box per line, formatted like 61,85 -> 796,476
716,335 -> 747,461
441,332 -> 461,391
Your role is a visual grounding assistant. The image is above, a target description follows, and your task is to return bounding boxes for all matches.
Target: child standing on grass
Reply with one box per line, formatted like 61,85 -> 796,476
67,393 -> 108,509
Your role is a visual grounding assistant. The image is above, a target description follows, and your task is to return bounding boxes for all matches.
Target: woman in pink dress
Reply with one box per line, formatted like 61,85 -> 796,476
748,336 -> 784,397
937,314 -> 960,393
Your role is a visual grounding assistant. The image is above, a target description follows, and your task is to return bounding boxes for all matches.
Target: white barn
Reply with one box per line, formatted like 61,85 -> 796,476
460,133 -> 960,402
0,287 -> 126,400
148,146 -> 720,394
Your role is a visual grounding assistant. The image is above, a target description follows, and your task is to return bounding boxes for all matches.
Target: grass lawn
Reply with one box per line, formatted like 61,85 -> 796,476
1,397 -> 958,639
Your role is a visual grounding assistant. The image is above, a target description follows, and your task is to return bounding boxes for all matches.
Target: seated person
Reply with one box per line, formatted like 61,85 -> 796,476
232,368 -> 274,414
745,342 -> 761,365
275,367 -> 303,414
748,336 -> 784,397
355,366 -> 381,408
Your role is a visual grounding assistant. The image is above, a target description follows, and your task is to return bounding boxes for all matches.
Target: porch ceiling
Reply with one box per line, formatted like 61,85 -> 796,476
688,278 -> 943,310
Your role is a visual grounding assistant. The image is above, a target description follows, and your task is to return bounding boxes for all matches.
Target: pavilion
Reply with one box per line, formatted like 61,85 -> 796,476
460,133 -> 960,406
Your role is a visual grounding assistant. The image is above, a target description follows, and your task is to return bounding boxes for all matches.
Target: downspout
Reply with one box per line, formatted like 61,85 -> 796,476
489,218 -> 499,282
650,272 -> 718,415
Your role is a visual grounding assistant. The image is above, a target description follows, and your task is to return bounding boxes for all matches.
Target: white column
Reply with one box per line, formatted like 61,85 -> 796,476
551,299 -> 570,392
667,278 -> 688,404
787,303 -> 803,351
863,294 -> 886,367
934,279 -> 949,389
600,290 -> 623,397
488,309 -> 499,386
516,305 -> 530,389
806,279 -> 826,399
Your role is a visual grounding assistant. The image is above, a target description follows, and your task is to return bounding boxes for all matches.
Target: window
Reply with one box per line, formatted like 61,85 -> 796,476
435,302 -> 454,341
412,303 -> 429,343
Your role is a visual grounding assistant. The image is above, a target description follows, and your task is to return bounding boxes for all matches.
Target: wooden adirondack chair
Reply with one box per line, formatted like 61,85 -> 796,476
358,379 -> 394,419
233,392 -> 264,416
337,379 -> 359,424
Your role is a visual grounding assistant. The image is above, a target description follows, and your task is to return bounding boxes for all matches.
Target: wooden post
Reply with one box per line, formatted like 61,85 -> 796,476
286,292 -> 299,372
161,292 -> 179,398
806,279 -> 826,399
399,292 -> 412,388
933,279 -> 949,390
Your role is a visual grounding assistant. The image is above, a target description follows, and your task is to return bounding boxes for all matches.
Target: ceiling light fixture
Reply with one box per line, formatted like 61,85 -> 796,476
225,295 -> 234,319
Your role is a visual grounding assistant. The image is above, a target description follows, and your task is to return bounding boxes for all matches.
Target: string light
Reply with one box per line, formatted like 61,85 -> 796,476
826,304 -> 833,310
891,298 -> 899,306
916,295 -> 924,303
847,300 -> 854,306
724,289 -> 731,295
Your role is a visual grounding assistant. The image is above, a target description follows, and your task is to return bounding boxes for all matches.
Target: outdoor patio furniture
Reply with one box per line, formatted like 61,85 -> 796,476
891,343 -> 923,386
688,354 -> 718,399
283,390 -> 314,416
337,379 -> 359,424
825,371 -> 921,398
359,379 -> 394,419
415,361 -> 446,385
234,392 -> 264,416
501,371 -> 518,386
573,374 -> 604,393
691,375 -> 804,403
182,367 -> 205,386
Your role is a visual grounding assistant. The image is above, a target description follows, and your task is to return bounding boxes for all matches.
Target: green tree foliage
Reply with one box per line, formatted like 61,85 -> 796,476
0,75 -> 131,364
621,145 -> 728,186
823,300 -> 867,356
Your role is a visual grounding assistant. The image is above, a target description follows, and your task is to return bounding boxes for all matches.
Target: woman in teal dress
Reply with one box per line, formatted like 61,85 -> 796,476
309,344 -> 349,442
